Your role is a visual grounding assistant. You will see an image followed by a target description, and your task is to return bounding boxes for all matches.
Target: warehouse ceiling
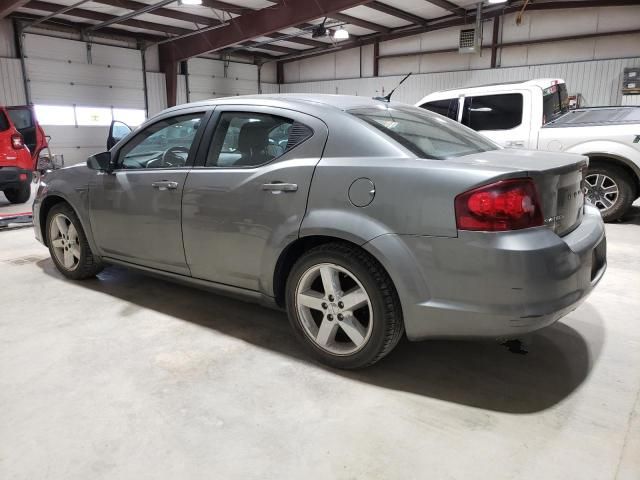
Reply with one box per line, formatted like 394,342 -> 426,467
1,0 -> 637,63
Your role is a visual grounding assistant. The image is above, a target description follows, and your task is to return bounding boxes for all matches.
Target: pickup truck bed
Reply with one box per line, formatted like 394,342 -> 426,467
543,106 -> 640,128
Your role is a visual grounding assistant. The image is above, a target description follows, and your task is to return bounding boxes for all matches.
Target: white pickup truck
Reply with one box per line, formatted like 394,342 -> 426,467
416,79 -> 640,221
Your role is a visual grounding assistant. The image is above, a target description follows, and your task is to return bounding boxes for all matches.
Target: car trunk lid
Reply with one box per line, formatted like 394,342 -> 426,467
449,149 -> 587,236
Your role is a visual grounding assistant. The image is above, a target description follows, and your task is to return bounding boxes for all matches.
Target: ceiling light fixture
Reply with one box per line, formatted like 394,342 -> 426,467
487,0 -> 507,3
179,0 -> 203,5
333,27 -> 349,40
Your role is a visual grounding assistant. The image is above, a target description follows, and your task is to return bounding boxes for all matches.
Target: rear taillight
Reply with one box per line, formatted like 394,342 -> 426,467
11,133 -> 24,149
455,178 -> 544,231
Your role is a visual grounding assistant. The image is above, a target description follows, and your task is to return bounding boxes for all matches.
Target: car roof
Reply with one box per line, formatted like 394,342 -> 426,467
162,94 -> 400,116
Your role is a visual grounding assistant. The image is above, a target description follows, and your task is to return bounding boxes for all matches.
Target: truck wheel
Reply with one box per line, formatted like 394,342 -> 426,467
3,182 -> 31,204
46,203 -> 104,280
584,164 -> 635,222
286,242 -> 404,369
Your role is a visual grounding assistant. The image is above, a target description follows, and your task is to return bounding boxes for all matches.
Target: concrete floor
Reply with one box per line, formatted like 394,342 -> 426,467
1,206 -> 639,480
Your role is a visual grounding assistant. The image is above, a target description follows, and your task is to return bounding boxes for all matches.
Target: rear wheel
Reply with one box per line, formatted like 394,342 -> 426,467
286,242 -> 404,369
584,164 -> 635,222
3,181 -> 31,204
46,203 -> 103,279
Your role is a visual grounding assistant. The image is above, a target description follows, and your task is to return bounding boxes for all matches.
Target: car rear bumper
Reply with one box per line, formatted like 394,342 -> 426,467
364,204 -> 606,340
0,167 -> 31,190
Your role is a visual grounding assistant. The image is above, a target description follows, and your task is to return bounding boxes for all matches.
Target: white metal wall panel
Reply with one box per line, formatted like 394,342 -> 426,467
24,34 -> 88,63
260,83 -> 279,94
0,58 -> 26,106
146,72 -> 167,116
280,58 -> 640,107
91,43 -> 141,70
44,125 -> 108,166
24,34 -> 145,108
187,58 -> 260,101
176,75 -> 188,105
261,62 -> 277,84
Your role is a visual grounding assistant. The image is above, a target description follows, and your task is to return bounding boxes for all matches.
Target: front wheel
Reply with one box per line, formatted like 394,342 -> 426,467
46,203 -> 104,279
286,243 -> 404,369
584,164 -> 635,222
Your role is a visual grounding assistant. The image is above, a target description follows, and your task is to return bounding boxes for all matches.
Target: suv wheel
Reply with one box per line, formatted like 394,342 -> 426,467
3,181 -> 31,204
46,203 -> 104,279
286,242 -> 404,369
584,164 -> 634,222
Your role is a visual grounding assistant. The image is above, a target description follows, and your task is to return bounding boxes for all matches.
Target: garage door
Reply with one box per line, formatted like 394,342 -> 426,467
24,34 -> 146,165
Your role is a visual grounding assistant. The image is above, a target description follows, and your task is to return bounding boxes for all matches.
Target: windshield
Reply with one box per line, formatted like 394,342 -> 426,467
542,83 -> 570,124
350,105 -> 497,159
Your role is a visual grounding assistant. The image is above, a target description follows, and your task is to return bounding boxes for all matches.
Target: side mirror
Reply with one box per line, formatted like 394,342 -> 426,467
107,120 -> 132,150
87,151 -> 112,171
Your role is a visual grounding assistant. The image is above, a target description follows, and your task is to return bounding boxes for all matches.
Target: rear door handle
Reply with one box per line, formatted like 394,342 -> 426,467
505,140 -> 525,148
262,182 -> 298,193
152,181 -> 179,191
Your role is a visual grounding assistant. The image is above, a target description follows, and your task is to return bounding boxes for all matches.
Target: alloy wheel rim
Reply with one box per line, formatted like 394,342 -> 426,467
49,213 -> 81,271
584,173 -> 619,213
295,263 -> 373,356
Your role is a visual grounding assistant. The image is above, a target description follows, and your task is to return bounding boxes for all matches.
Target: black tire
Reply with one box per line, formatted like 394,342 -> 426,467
46,202 -> 104,280
286,242 -> 404,369
3,181 -> 31,204
586,163 -> 635,222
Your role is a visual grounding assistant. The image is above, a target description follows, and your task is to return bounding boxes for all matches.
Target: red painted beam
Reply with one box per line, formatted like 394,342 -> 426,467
0,0 -> 29,18
159,0 -> 374,63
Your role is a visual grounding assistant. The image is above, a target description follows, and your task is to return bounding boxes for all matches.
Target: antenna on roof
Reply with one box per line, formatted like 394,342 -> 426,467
373,72 -> 412,103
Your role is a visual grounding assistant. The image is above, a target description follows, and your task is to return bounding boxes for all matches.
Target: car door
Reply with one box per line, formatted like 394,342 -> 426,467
7,106 -> 45,165
461,91 -> 534,149
182,106 -> 328,292
89,108 -> 211,275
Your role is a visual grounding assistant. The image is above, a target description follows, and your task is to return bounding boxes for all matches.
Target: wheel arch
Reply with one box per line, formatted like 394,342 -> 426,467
584,153 -> 640,197
39,195 -> 68,246
272,235 -> 393,308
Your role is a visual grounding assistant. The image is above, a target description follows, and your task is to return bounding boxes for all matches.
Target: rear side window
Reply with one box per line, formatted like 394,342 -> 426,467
0,111 -> 9,132
462,93 -> 523,131
7,108 -> 34,130
206,112 -> 312,168
420,99 -> 459,121
350,106 -> 497,160
542,83 -> 570,124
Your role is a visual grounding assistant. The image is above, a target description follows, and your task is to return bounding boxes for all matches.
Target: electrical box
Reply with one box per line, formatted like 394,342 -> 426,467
622,67 -> 640,95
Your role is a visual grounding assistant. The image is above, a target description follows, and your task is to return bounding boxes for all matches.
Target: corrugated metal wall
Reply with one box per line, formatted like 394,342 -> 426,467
0,58 -> 26,106
146,72 -> 166,117
280,57 -> 640,107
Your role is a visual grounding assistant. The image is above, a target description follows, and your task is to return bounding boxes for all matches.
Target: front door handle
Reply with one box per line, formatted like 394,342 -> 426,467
152,181 -> 179,191
505,140 -> 525,148
262,182 -> 298,193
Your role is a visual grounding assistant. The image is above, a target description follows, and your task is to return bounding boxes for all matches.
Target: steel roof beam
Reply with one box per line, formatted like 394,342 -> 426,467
0,0 -> 30,18
367,1 -> 428,26
330,12 -> 390,32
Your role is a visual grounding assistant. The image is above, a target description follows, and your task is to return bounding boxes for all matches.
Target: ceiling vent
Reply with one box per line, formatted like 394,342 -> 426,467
459,3 -> 482,54
459,28 -> 479,54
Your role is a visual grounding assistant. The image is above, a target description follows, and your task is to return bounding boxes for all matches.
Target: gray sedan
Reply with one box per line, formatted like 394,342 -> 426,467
33,94 -> 606,369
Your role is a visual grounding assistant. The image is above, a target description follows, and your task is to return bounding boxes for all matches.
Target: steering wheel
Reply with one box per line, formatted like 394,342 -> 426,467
148,145 -> 190,168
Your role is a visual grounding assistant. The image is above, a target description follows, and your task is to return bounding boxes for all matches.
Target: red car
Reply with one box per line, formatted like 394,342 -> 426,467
0,105 -> 48,204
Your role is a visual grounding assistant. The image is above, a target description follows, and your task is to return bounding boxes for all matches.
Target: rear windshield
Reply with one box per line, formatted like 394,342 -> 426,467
350,105 -> 497,159
0,111 -> 9,132
542,83 -> 570,124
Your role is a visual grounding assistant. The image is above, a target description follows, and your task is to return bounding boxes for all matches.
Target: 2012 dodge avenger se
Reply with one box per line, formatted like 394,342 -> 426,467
33,94 -> 606,369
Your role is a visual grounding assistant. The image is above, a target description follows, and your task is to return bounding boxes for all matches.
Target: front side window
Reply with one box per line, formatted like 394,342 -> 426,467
117,113 -> 204,169
206,112 -> 311,167
420,99 -> 459,121
462,93 -> 524,131
350,105 -> 497,160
